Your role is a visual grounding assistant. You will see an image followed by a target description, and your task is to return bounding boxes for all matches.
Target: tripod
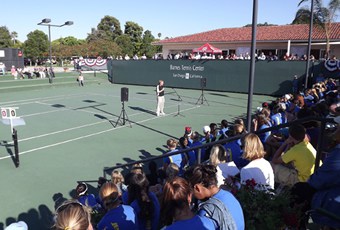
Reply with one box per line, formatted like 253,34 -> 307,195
196,87 -> 209,105
172,87 -> 183,101
172,88 -> 185,117
115,101 -> 131,127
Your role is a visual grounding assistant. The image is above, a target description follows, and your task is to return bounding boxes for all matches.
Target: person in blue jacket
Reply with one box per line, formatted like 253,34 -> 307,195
160,176 -> 215,230
97,182 -> 138,230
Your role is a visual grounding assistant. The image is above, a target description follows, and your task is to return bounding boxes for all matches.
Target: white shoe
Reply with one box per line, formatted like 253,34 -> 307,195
156,113 -> 160,117
161,112 -> 166,116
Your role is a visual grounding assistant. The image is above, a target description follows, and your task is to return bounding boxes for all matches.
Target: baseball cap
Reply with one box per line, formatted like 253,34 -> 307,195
185,126 -> 192,136
262,102 -> 269,107
5,221 -> 28,230
284,94 -> 291,100
203,125 -> 211,133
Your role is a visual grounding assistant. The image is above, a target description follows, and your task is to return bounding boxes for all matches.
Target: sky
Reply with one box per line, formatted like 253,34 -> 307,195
1,0 -> 338,42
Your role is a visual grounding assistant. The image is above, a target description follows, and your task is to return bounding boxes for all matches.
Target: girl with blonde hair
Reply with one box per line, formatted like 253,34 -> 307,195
97,182 -> 138,229
209,144 -> 240,187
240,133 -> 274,189
54,199 -> 93,230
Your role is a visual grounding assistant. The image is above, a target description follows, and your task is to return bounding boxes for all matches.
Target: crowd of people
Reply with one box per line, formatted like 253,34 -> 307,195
107,51 -> 323,61
46,74 -> 340,230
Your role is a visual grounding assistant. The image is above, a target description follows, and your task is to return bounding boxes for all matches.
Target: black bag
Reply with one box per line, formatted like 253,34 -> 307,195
76,78 -> 79,82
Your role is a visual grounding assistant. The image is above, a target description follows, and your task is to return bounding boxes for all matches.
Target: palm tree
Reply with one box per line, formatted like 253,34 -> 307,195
11,31 -> 18,45
293,0 -> 340,58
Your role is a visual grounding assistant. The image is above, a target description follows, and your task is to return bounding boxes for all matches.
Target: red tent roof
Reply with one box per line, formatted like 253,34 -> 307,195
193,43 -> 222,53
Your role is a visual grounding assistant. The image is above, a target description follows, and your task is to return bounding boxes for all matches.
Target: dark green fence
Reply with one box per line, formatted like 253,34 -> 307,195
108,60 -> 335,96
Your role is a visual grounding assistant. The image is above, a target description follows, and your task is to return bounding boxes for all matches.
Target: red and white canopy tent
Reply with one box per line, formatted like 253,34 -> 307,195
192,43 -> 222,54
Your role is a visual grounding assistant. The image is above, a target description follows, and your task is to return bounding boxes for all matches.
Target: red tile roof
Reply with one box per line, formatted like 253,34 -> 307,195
158,23 -> 340,44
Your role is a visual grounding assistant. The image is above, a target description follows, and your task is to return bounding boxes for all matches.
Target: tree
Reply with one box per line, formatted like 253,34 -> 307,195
293,0 -> 340,58
244,22 -> 277,27
86,28 -> 111,42
157,33 -> 162,39
114,34 -> 134,56
23,30 -> 48,59
124,21 -> 143,44
0,26 -> 13,47
140,30 -> 158,57
53,36 -> 83,46
97,16 -> 122,41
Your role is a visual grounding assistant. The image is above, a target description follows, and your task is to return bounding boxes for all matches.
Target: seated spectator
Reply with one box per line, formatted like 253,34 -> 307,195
201,125 -> 213,161
98,182 -> 138,229
160,177 -> 215,229
224,124 -> 249,169
166,162 -> 180,181
252,114 -> 271,145
219,119 -> 229,137
163,139 -> 183,173
185,164 -> 245,230
272,124 -> 319,187
53,199 -> 93,230
131,163 -> 144,174
123,173 -> 160,230
146,161 -> 159,186
209,144 -> 240,187
209,122 -> 220,141
190,131 -> 204,164
111,170 -> 127,194
240,133 -> 274,190
183,126 -> 193,145
179,136 -> 196,167
307,120 -> 340,228
75,182 -> 101,210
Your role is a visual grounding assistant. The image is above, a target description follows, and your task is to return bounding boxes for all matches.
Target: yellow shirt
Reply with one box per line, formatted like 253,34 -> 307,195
282,141 -> 320,182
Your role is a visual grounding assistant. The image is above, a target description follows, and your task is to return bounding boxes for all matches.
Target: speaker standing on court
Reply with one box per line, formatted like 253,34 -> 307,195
156,80 -> 165,116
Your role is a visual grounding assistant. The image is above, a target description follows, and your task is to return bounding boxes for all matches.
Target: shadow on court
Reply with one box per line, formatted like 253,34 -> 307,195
1,204 -> 54,230
0,141 -> 17,167
129,106 -> 156,116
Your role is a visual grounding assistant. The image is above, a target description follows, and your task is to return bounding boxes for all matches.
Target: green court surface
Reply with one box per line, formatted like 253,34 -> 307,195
0,72 -> 274,229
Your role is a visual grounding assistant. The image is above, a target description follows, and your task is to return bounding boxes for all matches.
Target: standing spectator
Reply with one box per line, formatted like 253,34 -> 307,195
53,200 -> 93,230
258,52 -> 266,60
156,80 -> 165,116
77,72 -> 84,86
160,177 -> 215,229
10,65 -> 17,79
240,133 -> 274,190
0,62 -> 5,75
98,182 -> 138,229
185,164 -> 245,230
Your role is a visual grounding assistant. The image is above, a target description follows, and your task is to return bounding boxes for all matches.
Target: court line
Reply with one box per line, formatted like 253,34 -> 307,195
16,102 -> 187,143
0,105 -> 200,161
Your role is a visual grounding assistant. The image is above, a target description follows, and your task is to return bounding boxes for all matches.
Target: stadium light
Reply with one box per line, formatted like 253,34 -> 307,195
37,18 -> 74,83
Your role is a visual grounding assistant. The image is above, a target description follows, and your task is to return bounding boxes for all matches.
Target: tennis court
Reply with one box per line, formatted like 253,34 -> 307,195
0,72 -> 275,229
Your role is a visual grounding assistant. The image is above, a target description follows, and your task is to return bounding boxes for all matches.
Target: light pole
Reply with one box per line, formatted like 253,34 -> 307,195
37,18 -> 73,83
